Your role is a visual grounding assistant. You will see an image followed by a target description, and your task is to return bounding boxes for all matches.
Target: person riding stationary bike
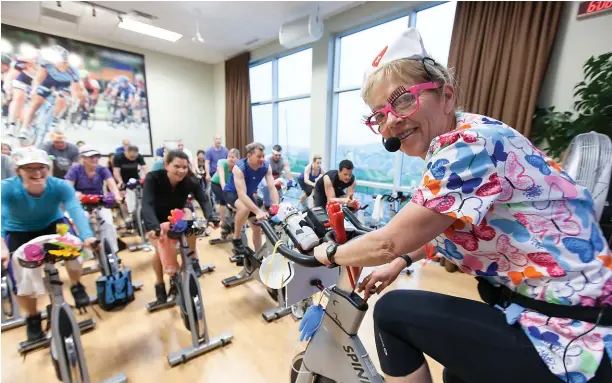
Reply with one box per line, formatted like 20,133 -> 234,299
259,144 -> 294,210
141,150 -> 219,305
1,147 -> 97,342
297,154 -> 324,209
64,145 -> 123,253
312,159 -> 359,210
223,142 -> 280,257
210,148 -> 240,231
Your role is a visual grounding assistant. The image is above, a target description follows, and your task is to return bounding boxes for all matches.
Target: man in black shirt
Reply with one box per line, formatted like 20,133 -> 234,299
141,150 -> 218,304
112,145 -> 147,187
313,159 -> 358,208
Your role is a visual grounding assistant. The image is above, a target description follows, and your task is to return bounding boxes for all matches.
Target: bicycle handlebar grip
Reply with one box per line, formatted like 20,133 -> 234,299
257,221 -> 322,267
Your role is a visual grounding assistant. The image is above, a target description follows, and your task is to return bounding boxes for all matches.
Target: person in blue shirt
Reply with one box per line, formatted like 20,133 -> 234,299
223,142 -> 279,255
1,147 -> 97,342
112,75 -> 135,123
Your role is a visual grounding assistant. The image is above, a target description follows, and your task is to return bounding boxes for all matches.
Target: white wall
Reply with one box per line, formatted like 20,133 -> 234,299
248,1 -> 429,169
213,62 -> 226,142
2,17 -> 220,165
539,2 -> 612,112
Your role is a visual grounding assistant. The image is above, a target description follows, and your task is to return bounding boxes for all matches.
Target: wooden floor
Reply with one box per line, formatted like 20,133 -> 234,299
1,229 -> 480,383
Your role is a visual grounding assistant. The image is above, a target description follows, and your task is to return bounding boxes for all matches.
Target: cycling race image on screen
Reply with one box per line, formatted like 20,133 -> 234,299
1,24 -> 153,155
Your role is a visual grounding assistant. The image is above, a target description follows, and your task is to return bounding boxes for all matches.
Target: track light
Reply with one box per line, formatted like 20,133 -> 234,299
57,1 -> 61,7
92,7 -> 96,17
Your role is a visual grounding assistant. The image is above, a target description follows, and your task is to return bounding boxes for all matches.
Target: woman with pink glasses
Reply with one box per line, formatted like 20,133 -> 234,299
311,28 -> 611,383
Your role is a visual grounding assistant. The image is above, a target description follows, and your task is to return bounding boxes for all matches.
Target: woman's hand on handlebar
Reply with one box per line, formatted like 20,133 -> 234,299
313,243 -> 332,266
255,209 -> 269,222
358,259 -> 404,300
75,191 -> 83,200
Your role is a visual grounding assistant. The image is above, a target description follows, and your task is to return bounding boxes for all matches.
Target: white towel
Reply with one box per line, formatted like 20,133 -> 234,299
371,195 -> 384,223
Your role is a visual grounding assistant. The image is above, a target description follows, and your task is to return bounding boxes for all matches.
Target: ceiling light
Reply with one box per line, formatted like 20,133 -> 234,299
118,18 -> 182,42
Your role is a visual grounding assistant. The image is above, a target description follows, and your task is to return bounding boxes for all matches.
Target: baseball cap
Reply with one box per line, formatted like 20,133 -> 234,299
11,147 -> 52,167
363,27 -> 430,84
79,145 -> 100,157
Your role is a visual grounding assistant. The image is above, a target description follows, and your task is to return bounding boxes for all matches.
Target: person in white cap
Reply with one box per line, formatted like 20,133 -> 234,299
65,145 -> 122,252
310,27 -> 612,383
1,146 -> 97,342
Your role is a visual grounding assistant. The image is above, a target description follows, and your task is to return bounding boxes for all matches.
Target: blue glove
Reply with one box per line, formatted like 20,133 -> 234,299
298,304 -> 324,342
171,219 -> 188,234
287,180 -> 294,189
495,303 -> 525,325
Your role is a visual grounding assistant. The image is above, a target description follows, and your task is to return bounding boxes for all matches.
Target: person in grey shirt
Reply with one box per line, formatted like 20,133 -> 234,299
1,154 -> 15,179
41,131 -> 79,179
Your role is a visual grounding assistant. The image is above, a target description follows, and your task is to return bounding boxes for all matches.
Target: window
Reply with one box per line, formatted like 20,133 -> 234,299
337,16 -> 410,89
336,90 -> 395,183
278,98 -> 311,171
249,62 -> 273,103
278,49 -> 312,98
249,48 -> 312,169
252,104 -> 274,151
415,2 -> 457,66
331,3 -> 456,194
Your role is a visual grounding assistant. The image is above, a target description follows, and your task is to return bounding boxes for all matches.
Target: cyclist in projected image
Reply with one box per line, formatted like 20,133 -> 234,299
18,45 -> 80,142
310,28 -> 611,383
3,44 -> 39,136
110,75 -> 136,124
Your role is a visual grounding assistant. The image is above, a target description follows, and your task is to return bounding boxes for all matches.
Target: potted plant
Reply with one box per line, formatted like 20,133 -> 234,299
532,52 -> 612,160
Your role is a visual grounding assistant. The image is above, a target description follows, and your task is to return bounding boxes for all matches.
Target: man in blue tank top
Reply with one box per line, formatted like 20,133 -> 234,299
223,142 -> 279,254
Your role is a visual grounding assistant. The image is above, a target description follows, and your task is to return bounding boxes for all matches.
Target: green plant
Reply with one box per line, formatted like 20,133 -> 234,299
532,52 -> 612,159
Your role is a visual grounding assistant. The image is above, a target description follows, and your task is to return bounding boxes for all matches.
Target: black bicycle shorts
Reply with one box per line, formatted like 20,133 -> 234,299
224,191 -> 256,218
373,289 -> 612,382
298,177 -> 313,196
211,182 -> 226,206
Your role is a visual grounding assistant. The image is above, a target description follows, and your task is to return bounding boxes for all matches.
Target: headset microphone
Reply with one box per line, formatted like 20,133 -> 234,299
382,137 -> 401,152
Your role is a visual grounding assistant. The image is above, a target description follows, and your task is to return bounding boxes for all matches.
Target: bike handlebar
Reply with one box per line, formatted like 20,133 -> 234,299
257,221 -> 323,268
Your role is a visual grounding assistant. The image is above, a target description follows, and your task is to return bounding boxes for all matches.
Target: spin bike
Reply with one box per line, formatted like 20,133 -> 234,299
220,208 -> 294,322
13,231 -> 127,382
145,211 -> 232,366
122,178 -> 154,252
257,205 -> 385,383
2,265 -> 49,332
80,194 -> 144,307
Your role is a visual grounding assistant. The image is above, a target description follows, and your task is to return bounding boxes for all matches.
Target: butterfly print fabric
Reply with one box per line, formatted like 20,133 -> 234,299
411,112 -> 612,382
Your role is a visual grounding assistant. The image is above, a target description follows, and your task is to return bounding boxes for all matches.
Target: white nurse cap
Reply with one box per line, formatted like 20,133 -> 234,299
363,27 -> 431,85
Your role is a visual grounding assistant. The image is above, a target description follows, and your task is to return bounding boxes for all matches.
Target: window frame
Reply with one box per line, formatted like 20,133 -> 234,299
250,46 -> 313,176
328,1 -> 449,194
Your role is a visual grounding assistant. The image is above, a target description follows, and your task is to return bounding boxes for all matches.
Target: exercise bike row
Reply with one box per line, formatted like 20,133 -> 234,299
1,202 -> 387,383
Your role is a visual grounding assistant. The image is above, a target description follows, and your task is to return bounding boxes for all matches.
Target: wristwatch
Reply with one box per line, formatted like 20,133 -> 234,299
326,243 -> 339,267
400,254 -> 413,268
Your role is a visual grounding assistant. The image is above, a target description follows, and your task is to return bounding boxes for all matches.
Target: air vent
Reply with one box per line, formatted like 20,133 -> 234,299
41,7 -> 79,24
245,38 -> 260,46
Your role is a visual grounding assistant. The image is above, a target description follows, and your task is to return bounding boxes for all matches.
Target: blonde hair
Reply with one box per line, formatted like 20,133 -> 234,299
228,148 -> 240,158
312,154 -> 322,162
361,58 -> 457,107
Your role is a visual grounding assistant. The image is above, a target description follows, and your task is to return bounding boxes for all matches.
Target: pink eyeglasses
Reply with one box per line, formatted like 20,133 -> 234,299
364,81 -> 439,134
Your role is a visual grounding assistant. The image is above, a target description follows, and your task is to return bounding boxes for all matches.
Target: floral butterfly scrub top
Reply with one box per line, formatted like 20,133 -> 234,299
411,112 -> 612,382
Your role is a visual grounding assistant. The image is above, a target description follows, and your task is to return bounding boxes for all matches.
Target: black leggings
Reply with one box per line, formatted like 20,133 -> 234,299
373,290 -> 612,383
